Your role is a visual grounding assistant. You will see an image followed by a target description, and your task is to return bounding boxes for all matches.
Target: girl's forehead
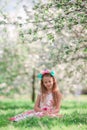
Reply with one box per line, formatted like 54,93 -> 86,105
43,76 -> 53,81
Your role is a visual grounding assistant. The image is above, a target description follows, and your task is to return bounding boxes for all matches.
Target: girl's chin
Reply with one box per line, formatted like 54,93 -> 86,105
47,87 -> 52,90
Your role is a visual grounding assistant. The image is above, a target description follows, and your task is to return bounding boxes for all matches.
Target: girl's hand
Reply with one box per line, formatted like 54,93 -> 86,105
42,107 -> 52,115
42,107 -> 48,111
43,111 -> 50,116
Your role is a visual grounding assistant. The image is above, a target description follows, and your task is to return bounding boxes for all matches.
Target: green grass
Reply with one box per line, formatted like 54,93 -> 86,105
0,96 -> 87,130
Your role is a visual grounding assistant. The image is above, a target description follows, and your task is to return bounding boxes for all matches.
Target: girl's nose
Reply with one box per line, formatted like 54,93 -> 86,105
47,83 -> 50,86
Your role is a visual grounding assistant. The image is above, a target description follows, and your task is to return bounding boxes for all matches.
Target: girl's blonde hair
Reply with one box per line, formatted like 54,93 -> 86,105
40,73 -> 62,106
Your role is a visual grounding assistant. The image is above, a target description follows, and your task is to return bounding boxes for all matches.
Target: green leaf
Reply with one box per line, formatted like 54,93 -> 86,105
28,29 -> 32,34
56,3 -> 62,8
47,33 -> 54,41
84,48 -> 87,53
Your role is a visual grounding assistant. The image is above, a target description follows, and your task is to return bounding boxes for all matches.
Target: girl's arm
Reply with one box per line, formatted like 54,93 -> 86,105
34,95 -> 42,112
51,98 -> 62,114
52,92 -> 63,114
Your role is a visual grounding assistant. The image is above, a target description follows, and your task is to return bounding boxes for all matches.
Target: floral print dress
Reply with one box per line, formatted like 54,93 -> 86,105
9,93 -> 59,122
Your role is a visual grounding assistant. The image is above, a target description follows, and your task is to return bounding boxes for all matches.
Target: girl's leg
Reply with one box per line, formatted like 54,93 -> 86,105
9,110 -> 34,121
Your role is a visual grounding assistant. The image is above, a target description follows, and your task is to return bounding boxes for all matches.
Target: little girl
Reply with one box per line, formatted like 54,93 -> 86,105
9,70 -> 62,121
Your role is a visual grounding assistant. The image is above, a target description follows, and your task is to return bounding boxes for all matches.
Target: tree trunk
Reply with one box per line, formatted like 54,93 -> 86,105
32,69 -> 36,102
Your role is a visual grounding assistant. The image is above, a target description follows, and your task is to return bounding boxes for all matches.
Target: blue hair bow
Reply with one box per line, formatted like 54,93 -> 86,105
37,73 -> 43,79
37,70 -> 55,79
50,71 -> 55,76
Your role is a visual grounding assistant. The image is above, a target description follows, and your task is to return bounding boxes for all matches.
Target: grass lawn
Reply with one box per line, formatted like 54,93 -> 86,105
0,95 -> 87,130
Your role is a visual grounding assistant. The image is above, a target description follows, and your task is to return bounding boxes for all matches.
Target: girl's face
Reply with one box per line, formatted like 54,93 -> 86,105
42,76 -> 54,91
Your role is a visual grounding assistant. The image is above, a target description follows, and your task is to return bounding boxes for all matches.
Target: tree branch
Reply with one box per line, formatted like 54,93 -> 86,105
71,55 -> 87,61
